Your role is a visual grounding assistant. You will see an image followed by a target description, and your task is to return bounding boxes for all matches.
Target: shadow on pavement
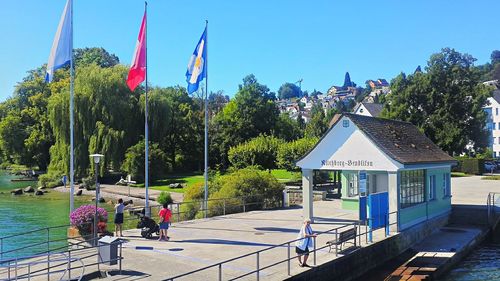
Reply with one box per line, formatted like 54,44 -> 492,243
177,238 -> 279,247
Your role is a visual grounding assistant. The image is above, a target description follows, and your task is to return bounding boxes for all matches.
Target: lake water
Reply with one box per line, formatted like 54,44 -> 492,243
437,243 -> 500,281
0,171 -> 116,260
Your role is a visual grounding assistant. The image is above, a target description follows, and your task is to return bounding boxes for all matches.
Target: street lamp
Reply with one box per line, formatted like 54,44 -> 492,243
90,154 -> 104,245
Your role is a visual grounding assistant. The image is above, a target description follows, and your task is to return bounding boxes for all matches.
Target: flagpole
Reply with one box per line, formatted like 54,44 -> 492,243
144,1 -> 150,218
204,20 -> 209,218
69,0 -> 75,213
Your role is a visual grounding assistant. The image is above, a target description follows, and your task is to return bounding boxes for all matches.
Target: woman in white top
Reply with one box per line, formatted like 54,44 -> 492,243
295,219 -> 316,267
114,198 -> 126,237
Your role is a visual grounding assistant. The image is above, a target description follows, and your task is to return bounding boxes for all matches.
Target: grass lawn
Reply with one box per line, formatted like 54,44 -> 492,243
481,175 -> 500,180
451,172 -> 471,177
132,173 -> 204,193
270,169 -> 300,183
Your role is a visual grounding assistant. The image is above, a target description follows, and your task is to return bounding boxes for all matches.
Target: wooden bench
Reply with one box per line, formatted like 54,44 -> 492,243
326,227 -> 357,252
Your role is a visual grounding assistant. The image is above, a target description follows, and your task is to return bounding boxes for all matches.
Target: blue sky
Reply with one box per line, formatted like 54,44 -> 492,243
1,0 -> 499,101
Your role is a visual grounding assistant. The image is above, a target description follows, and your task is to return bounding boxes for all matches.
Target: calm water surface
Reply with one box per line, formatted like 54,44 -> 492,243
437,243 -> 500,281
0,171 -> 116,259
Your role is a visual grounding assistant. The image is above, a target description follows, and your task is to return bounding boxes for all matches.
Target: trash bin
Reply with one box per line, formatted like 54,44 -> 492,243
98,236 -> 121,265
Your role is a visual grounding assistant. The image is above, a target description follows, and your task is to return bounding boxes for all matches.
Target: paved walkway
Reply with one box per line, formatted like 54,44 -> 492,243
79,200 -> 389,281
451,175 -> 500,205
19,175 -> 498,281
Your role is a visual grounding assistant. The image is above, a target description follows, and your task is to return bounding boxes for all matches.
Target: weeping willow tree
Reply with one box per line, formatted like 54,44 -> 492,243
47,64 -> 142,178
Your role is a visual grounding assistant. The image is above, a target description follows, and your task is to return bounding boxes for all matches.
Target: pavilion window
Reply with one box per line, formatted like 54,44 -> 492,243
400,170 -> 425,208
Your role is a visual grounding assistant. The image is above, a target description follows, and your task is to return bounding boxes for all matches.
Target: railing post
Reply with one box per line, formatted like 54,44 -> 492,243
385,213 -> 390,237
223,199 -> 226,216
15,258 -> 18,281
335,229 -> 338,257
68,249 -> 72,281
177,203 -> 180,223
287,242 -> 291,276
369,220 -> 373,243
47,228 -> 50,281
313,236 -> 317,266
119,242 -> 123,274
218,263 -> 222,281
256,252 -> 260,281
243,198 -> 246,213
0,237 -> 3,261
365,219 -> 368,244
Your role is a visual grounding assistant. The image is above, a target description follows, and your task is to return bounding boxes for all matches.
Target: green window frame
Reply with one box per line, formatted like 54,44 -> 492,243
400,170 -> 425,208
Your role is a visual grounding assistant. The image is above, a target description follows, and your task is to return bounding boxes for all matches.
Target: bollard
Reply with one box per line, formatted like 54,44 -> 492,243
223,199 -> 226,216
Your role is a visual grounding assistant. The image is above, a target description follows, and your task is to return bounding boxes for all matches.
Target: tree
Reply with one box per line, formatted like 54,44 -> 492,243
211,75 -> 279,169
305,103 -> 327,138
74,47 -> 119,68
209,91 -> 230,116
228,135 -> 284,169
48,64 -> 142,178
278,82 -> 302,100
274,113 -> 303,141
121,141 -> 169,182
491,50 -> 500,65
277,137 -> 319,170
381,48 -> 491,155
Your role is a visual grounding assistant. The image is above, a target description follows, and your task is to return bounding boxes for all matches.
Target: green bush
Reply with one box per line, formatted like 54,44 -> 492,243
209,168 -> 284,216
81,176 -> 96,190
228,135 -> 284,169
38,171 -> 64,188
455,158 -> 485,175
157,191 -> 173,205
277,137 -> 318,170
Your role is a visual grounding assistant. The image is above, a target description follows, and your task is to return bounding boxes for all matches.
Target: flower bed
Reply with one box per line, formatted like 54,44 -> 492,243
70,205 -> 108,238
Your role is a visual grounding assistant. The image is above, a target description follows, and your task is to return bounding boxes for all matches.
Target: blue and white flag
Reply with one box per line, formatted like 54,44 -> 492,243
186,27 -> 207,94
45,0 -> 72,83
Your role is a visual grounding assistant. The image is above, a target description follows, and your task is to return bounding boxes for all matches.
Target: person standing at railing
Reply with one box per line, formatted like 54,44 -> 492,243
295,219 -> 316,267
158,202 -> 172,241
114,198 -> 130,237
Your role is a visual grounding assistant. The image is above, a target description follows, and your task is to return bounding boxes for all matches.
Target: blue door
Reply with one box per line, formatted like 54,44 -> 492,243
367,192 -> 389,241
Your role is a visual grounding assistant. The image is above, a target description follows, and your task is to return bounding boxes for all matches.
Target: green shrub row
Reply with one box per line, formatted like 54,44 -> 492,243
228,135 -> 319,171
180,168 -> 284,220
453,158 -> 485,175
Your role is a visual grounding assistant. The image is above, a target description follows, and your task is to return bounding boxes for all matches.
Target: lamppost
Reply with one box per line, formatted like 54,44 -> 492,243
90,154 -> 104,245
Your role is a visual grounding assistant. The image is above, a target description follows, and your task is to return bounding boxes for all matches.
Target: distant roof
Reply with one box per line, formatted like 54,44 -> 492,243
377,79 -> 389,86
361,103 -> 384,117
493,90 -> 500,104
341,114 -> 455,164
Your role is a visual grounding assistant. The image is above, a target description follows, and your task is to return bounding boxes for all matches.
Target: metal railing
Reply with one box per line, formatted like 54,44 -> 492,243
0,252 -> 85,281
487,192 -> 500,226
1,194 -> 282,261
164,212 -> 398,281
0,236 -> 124,281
